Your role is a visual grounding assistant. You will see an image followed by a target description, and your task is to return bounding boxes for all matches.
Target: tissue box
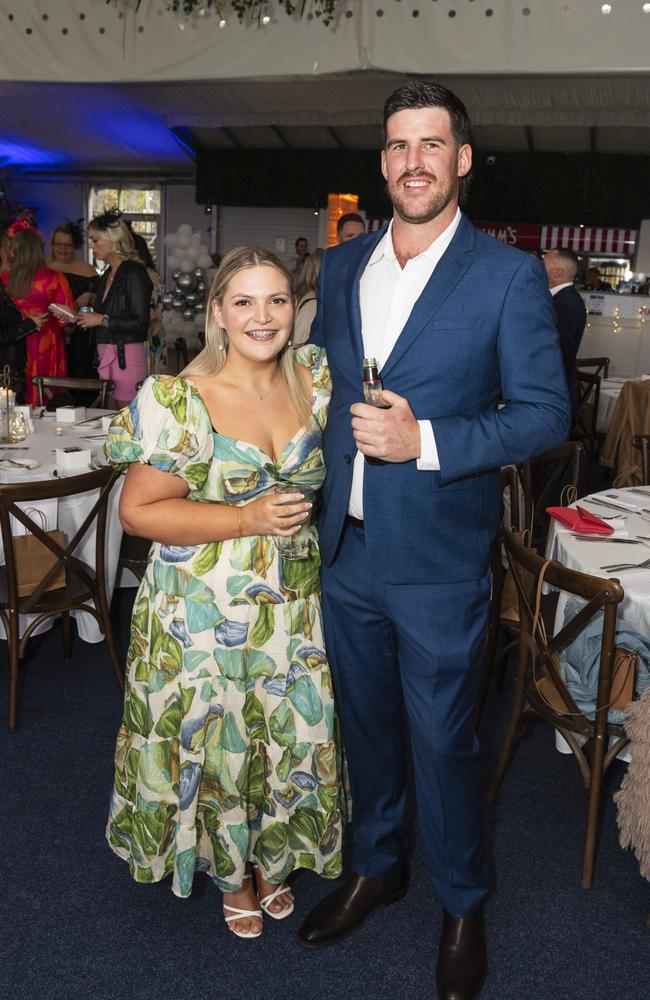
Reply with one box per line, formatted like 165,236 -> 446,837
101,415 -> 114,433
56,406 -> 86,423
55,447 -> 92,470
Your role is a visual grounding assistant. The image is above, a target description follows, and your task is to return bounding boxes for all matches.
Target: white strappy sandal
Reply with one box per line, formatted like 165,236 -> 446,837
223,874 -> 263,939
258,881 -> 295,921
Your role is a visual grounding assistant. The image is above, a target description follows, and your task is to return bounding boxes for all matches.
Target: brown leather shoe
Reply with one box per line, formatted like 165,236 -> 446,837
436,909 -> 487,1000
297,868 -> 408,949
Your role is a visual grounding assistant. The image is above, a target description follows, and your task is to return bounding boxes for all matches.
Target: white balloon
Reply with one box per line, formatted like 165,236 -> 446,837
177,224 -> 192,238
197,254 -> 213,269
190,233 -> 201,245
176,235 -> 190,250
167,255 -> 180,270
180,259 -> 194,272
186,245 -> 200,260
163,234 -> 178,248
199,244 -> 209,255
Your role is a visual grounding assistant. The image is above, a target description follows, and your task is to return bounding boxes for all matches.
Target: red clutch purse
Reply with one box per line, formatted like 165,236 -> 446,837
546,506 -> 613,536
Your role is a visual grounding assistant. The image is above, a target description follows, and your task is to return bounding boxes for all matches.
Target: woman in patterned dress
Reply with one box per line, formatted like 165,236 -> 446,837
105,247 -> 345,939
1,221 -> 73,404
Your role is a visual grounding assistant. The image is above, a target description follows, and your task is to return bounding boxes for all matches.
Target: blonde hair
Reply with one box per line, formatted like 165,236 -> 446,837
182,246 -> 311,426
6,229 -> 46,299
88,213 -> 140,261
296,248 -> 324,301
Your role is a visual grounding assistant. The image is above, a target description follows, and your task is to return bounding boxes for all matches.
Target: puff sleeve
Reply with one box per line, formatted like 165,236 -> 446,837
105,375 -> 213,492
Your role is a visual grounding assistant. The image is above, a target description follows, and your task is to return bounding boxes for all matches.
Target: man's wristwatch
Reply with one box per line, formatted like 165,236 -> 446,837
100,314 -> 110,328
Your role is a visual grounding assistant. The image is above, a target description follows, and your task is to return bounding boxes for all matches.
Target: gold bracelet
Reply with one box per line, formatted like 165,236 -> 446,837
236,506 -> 242,538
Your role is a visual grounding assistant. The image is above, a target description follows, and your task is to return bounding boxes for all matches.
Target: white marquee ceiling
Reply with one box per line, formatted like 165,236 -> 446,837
2,1 -> 650,174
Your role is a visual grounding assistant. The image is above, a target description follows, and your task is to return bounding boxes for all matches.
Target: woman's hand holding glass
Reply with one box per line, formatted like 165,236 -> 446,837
239,490 -> 311,538
76,311 -> 104,329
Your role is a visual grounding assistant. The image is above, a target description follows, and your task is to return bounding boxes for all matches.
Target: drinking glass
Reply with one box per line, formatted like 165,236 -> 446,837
272,485 -> 315,560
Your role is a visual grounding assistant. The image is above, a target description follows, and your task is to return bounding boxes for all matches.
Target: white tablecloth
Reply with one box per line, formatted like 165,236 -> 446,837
546,488 -> 650,639
545,487 -> 650,758
597,379 -> 625,434
0,408 -> 124,643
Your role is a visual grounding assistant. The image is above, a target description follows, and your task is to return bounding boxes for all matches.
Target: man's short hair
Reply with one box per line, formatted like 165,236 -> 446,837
552,247 -> 580,277
336,213 -> 365,239
382,80 -> 473,202
383,81 -> 472,150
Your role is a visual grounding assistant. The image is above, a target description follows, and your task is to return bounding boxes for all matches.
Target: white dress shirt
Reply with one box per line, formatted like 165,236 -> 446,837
550,281 -> 574,297
348,208 -> 462,519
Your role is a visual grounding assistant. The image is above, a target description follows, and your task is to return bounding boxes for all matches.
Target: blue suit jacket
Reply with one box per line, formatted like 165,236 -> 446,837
310,214 -> 571,584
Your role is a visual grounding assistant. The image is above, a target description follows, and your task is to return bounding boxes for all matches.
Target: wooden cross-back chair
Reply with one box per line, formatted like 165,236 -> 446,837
521,440 -> 584,546
577,357 -> 610,379
474,464 -> 525,728
0,466 -> 123,730
487,528 -> 630,889
572,372 -> 602,479
475,442 -> 584,728
32,375 -> 115,409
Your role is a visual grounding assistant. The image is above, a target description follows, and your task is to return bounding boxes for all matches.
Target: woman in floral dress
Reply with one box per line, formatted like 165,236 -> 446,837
105,247 -> 345,939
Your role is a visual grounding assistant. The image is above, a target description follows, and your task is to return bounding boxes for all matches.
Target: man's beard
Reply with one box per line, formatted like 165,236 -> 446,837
387,172 -> 456,225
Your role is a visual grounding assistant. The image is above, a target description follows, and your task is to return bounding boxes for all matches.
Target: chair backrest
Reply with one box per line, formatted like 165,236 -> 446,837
573,371 -> 601,443
503,527 -> 624,735
32,376 -> 115,409
0,466 -> 120,614
577,357 -> 610,379
501,464 -> 525,534
632,434 -> 650,485
520,441 -> 583,540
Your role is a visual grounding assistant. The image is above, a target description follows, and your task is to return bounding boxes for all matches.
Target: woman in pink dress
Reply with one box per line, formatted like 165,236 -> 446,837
1,220 -> 73,404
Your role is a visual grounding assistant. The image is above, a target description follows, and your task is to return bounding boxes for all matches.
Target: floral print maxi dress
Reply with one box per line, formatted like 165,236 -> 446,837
105,345 -> 345,898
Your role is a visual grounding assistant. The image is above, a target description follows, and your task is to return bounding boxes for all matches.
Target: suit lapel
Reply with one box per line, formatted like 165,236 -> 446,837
381,214 -> 476,379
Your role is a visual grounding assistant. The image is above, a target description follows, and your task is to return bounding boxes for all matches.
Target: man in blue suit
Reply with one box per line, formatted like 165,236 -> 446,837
298,82 -> 570,1000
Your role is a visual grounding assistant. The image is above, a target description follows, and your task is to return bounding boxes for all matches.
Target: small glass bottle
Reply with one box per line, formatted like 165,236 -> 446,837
362,357 -> 391,409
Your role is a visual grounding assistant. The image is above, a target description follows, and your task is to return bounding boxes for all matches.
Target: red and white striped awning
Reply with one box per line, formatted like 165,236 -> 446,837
540,226 -> 637,254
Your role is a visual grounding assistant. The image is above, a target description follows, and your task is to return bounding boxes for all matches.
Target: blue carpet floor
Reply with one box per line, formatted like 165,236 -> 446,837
1,589 -> 648,1000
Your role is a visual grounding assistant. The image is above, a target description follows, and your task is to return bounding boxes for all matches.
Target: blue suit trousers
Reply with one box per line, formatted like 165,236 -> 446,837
321,521 -> 492,918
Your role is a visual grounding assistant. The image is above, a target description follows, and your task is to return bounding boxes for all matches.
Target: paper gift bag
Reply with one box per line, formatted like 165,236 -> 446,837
12,507 -> 66,598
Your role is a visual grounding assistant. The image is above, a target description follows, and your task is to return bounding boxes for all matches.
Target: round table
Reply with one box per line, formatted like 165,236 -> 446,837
546,487 -> 650,637
0,408 -> 125,643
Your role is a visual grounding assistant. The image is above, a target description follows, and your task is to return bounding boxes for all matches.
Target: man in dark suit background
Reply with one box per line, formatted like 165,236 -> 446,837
300,81 -> 569,999
543,247 -> 587,419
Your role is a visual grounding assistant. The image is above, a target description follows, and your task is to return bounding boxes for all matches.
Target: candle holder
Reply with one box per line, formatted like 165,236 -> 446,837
0,365 -> 18,443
